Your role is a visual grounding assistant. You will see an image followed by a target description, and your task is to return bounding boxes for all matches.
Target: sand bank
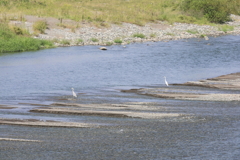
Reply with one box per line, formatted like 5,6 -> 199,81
124,72 -> 240,101
0,118 -> 98,128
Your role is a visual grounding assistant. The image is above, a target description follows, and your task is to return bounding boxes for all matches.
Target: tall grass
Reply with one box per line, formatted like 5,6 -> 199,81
0,0 -> 184,25
1,0 -> 240,26
0,23 -> 53,53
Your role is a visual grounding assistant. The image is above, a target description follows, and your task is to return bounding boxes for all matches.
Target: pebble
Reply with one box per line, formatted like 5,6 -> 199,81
15,15 -> 240,46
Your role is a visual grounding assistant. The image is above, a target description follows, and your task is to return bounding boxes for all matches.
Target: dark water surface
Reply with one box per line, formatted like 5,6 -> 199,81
0,35 -> 240,159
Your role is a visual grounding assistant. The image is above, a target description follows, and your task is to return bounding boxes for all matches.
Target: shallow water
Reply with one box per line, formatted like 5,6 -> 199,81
0,35 -> 240,159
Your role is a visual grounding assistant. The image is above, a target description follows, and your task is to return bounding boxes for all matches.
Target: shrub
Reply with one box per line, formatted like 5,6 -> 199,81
181,0 -> 231,23
199,34 -> 206,38
12,26 -> 23,35
33,20 -> 48,34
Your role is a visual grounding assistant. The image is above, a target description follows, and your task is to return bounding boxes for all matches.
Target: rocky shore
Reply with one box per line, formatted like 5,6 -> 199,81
11,14 -> 240,46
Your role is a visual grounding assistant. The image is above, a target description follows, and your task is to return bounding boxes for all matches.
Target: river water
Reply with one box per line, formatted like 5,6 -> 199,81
0,35 -> 240,159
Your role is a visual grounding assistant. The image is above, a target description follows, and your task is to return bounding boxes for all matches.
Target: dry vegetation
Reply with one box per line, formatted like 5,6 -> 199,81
1,0 -> 239,26
1,0 -> 240,52
0,0 -> 183,26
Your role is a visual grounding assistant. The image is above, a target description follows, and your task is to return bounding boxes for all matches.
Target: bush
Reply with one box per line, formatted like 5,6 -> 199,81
181,0 -> 232,23
33,20 -> 48,34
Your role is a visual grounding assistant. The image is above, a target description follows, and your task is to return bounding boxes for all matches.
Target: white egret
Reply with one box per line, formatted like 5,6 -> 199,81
164,76 -> 169,86
71,88 -> 77,98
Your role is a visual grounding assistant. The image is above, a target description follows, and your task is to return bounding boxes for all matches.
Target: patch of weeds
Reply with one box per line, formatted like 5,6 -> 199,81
57,23 -> 67,28
51,38 -> 59,43
133,33 -> 146,38
12,26 -> 23,35
33,20 -> 48,34
186,29 -> 199,34
199,34 -> 206,38
158,14 -> 169,21
59,39 -> 71,45
218,25 -> 234,33
90,38 -> 99,42
94,21 -> 110,28
10,26 -> 29,35
133,20 -> 145,26
150,33 -> 157,38
114,38 -> 122,44
166,32 -> 175,36
105,42 -> 113,46
75,39 -> 84,45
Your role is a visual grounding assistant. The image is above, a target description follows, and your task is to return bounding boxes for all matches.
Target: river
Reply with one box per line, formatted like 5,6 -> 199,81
0,35 -> 240,159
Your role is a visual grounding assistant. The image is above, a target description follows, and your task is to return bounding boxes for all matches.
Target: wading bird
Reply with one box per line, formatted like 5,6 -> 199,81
71,88 -> 77,98
164,76 -> 169,86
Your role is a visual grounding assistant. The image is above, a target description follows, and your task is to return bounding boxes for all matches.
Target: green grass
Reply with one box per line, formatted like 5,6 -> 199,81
90,38 -> 99,42
150,33 -> 157,38
59,39 -> 71,45
75,39 -> 84,45
166,32 -> 175,36
186,29 -> 199,34
33,20 -> 48,34
218,25 -> 234,33
0,23 -> 54,53
114,38 -> 122,44
1,0 -> 239,53
1,0 -> 239,26
133,33 -> 146,39
105,42 -> 113,46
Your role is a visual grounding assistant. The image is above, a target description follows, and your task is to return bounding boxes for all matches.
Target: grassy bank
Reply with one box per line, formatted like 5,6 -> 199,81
0,0 -> 240,52
0,23 -> 53,53
1,0 -> 240,26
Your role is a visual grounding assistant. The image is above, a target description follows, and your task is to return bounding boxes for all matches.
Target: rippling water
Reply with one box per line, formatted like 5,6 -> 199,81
0,35 -> 240,159
1,35 -> 240,100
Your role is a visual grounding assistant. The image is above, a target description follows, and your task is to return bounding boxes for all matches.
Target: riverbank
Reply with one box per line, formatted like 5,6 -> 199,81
11,14 -> 240,47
